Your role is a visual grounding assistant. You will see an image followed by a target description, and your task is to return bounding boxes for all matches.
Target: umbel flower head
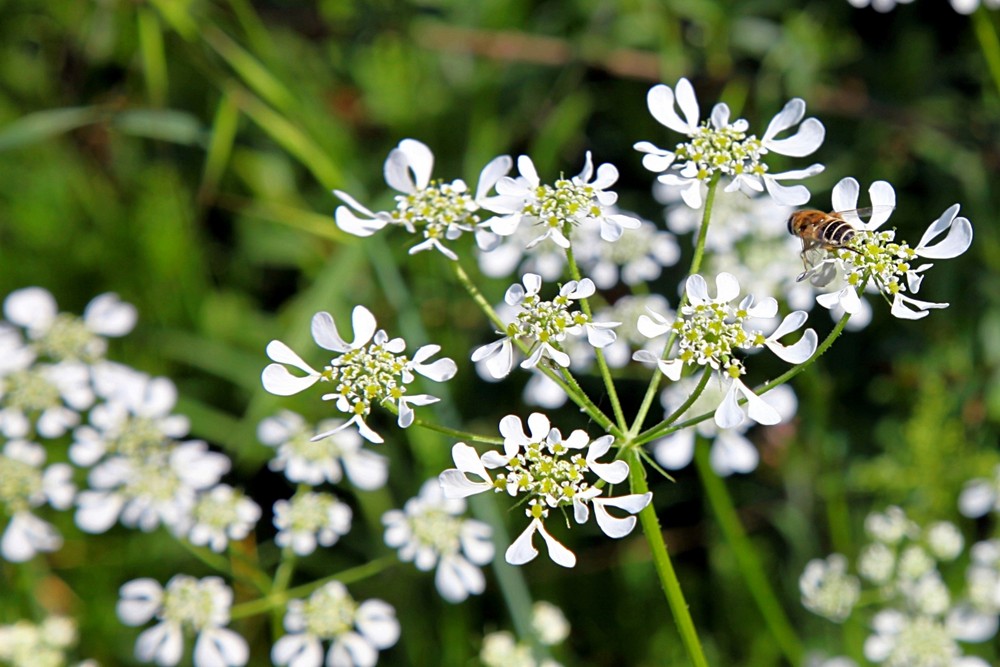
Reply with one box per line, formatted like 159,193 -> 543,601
261,305 -> 457,443
805,178 -> 973,320
635,77 -> 825,208
0,439 -> 74,562
633,272 -> 817,428
472,273 -> 620,379
334,138 -> 512,260
271,581 -> 400,667
439,413 -> 652,568
117,575 -> 248,667
382,478 -> 494,603
478,152 -> 642,249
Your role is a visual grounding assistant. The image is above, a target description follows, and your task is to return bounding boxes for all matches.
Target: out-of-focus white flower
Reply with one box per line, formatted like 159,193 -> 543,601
799,554 -> 861,622
958,464 -> 1000,518
261,306 -> 457,444
950,0 -> 1000,13
70,366 -> 189,467
636,78 -> 824,208
382,478 -> 494,603
334,139 -> 511,260
75,441 -> 229,534
439,413 -> 650,568
3,286 -> 136,363
0,361 -> 95,439
479,152 -> 641,250
471,274 -> 619,379
634,272 -> 815,429
257,410 -> 388,490
271,581 -> 400,667
118,575 -> 248,667
0,440 -> 74,562
531,601 -> 570,646
0,616 -> 86,667
650,378 -> 796,476
863,609 -> 990,667
864,506 -> 918,546
181,484 -> 261,553
273,491 -> 352,556
846,0 -> 913,11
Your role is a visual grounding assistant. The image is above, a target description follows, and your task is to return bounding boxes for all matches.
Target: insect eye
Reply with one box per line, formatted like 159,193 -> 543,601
786,215 -> 796,235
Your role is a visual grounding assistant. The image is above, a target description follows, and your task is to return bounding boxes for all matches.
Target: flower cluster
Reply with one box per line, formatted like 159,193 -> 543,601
0,616 -> 94,667
335,139 -> 512,260
439,413 -> 651,568
262,305 -> 457,443
803,178 -> 973,321
272,581 -> 400,667
635,78 -> 825,208
800,506 -> 998,667
382,478 -> 494,603
847,0 -> 999,14
478,153 -> 642,250
479,601 -> 570,667
118,575 -> 248,667
472,274 -> 619,379
634,272 -> 816,428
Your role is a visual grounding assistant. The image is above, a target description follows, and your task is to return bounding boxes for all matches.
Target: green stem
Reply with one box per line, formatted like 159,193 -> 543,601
694,439 -> 803,665
627,448 -> 709,667
409,415 -> 504,445
973,8 -> 1000,100
636,310 -> 853,446
231,556 -> 397,619
565,245 -> 627,431
630,174 -> 720,437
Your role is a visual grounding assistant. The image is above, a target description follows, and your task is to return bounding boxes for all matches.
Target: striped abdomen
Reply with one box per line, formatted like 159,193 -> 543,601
820,218 -> 856,247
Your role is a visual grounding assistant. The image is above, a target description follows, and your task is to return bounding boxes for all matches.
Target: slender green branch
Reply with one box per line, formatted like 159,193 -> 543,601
626,448 -> 709,667
630,174 -> 720,437
635,309 -> 853,446
565,244 -> 627,431
973,8 -> 1000,100
694,439 -> 803,665
230,556 -> 398,619
409,415 -> 504,445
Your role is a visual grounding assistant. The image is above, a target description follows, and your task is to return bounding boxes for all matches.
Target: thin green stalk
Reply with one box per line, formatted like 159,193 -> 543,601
694,439 -> 803,665
973,8 -> 1000,99
230,556 -> 397,619
630,174 -> 720,437
565,245 -> 627,431
408,415 -> 504,445
636,310 -> 853,446
627,448 -> 709,667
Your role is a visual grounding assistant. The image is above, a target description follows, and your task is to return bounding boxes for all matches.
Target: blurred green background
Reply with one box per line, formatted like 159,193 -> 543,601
0,0 -> 997,665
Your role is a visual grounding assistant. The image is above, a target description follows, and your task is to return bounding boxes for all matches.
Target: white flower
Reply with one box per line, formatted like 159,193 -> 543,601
273,491 -> 352,556
0,440 -> 74,562
800,554 -> 860,622
531,601 -> 570,646
810,178 -> 972,320
261,306 -> 457,443
0,360 -> 94,439
471,274 -> 619,379
334,138 -> 511,260
958,464 -> 1000,518
3,287 -> 137,363
635,78 -> 824,208
272,581 -> 400,667
257,410 -> 388,490
439,413 -> 651,568
845,0 -> 913,11
950,0 -> 1000,13
479,152 -> 641,249
382,478 -> 494,603
634,272 -> 816,428
70,366 -> 189,467
572,217 -> 680,289
651,378 -> 797,476
118,575 -> 248,667
865,506 -> 918,545
75,441 -> 229,534
863,609 -> 990,667
0,616 -> 84,667
182,485 -> 261,553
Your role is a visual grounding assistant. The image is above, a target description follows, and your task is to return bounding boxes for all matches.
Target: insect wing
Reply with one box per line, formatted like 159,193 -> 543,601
833,205 -> 895,230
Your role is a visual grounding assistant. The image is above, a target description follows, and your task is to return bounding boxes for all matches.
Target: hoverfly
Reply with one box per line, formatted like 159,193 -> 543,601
787,206 -> 894,283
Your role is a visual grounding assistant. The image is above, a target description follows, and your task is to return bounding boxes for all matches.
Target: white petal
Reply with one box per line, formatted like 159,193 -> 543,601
272,635 -> 322,667
714,382 -> 746,430
831,177 -> 860,214
765,118 -> 824,157
194,628 -> 250,667
714,272 -> 741,303
591,493 -> 652,537
84,293 -> 138,336
505,520 -> 542,565
710,103 -> 730,129
647,83 -> 694,135
685,274 -> 710,303
766,328 -> 817,364
435,556 -> 485,602
136,622 -> 183,666
958,481 -> 996,518
762,98 -> 806,144
674,78 -> 700,132
265,340 -> 319,374
586,323 -> 618,348
710,432 -> 759,476
890,293 -> 947,320
117,579 -> 163,625
261,364 -> 320,396
652,430 -> 696,470
475,155 -> 513,201
4,287 -> 57,332
736,379 -> 781,425
916,206 -> 973,259
334,205 -> 386,237
763,176 -> 811,207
